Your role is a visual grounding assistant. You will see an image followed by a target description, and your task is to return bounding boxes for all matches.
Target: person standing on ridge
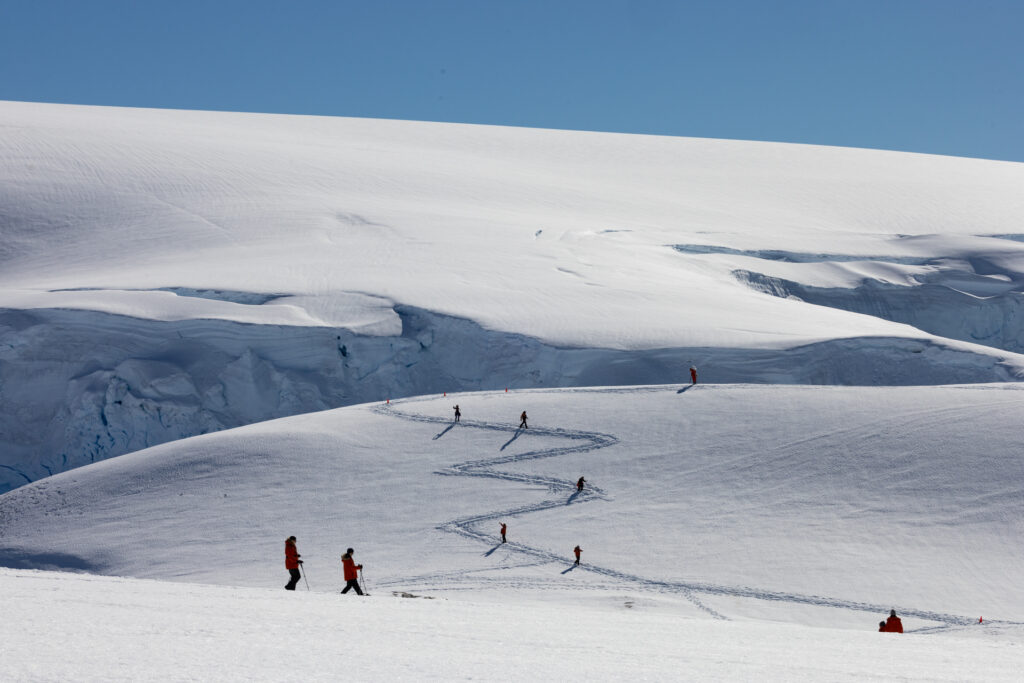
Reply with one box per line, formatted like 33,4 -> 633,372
573,545 -> 582,565
453,404 -> 461,422
285,536 -> 302,590
689,366 -> 698,385
576,476 -> 586,492
340,547 -> 364,595
500,522 -> 507,543
519,411 -> 528,429
880,609 -> 903,633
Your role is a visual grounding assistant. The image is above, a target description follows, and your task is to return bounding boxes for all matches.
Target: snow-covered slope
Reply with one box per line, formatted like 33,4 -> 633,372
3,100 -> 1024,491
2,385 -> 1022,631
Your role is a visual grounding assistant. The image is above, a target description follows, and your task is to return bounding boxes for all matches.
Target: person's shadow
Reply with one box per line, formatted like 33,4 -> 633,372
560,565 -> 577,574
500,429 -> 523,451
483,544 -> 502,557
566,490 -> 582,505
433,423 -> 455,440
677,385 -> 693,394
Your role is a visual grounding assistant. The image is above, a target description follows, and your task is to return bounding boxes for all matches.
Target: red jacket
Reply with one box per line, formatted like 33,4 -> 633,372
285,542 -> 300,570
882,615 -> 904,633
342,553 -> 362,581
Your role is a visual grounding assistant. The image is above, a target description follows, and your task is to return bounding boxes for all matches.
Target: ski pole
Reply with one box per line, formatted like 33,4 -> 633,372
359,568 -> 369,596
300,563 -> 309,591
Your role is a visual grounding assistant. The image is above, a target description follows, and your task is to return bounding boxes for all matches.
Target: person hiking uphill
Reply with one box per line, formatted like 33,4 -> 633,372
573,545 -> 582,565
453,404 -> 461,422
576,476 -> 586,493
500,522 -> 507,543
340,548 -> 364,595
880,609 -> 903,633
285,536 -> 303,590
519,411 -> 528,429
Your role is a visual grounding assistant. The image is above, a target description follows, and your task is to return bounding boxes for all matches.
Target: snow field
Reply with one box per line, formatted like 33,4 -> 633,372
3,568 -> 1022,682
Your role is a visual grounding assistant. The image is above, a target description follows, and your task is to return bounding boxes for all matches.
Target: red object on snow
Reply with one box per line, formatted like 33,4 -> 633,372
285,541 -> 300,569
342,553 -> 362,581
881,614 -> 904,633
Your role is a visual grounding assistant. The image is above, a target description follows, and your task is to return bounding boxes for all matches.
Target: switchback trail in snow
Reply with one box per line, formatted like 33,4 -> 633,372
371,394 -> 1006,631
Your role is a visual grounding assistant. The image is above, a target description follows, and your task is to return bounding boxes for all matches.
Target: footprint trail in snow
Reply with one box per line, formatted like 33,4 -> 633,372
373,394 -> 1011,632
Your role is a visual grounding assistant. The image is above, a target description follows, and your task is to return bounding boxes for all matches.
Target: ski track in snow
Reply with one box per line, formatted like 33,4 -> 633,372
372,391 -> 1017,632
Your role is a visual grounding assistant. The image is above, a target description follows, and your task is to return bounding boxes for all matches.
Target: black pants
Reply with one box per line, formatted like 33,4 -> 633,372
341,579 -> 363,595
286,568 -> 301,590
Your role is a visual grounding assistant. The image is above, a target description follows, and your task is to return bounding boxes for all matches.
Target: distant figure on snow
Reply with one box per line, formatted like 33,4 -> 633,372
880,609 -> 903,633
573,545 -> 582,565
519,411 -> 528,429
878,621 -> 886,632
340,547 -> 364,595
500,522 -> 507,543
453,404 -> 461,422
689,366 -> 698,385
576,476 -> 586,492
285,536 -> 303,591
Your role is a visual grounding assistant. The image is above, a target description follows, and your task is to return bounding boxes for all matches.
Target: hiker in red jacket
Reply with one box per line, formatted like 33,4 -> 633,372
689,366 -> 698,385
573,545 -> 582,565
285,536 -> 303,590
880,609 -> 903,633
340,548 -> 364,595
500,522 -> 507,543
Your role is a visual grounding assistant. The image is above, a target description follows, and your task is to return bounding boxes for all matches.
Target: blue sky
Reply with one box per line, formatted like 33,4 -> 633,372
1,1 -> 1022,162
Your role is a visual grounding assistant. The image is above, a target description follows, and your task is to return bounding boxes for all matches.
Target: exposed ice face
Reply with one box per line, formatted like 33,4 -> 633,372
3,301 -> 1018,493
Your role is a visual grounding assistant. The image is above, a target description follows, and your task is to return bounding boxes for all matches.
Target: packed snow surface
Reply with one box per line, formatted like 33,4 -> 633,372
2,385 -> 1023,678
3,100 -> 1024,490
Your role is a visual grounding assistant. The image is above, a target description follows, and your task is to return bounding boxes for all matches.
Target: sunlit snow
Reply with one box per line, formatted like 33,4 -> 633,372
1,101 -> 1023,680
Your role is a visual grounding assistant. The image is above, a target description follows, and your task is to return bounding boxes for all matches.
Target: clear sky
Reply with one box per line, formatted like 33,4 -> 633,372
1,0 -> 1022,162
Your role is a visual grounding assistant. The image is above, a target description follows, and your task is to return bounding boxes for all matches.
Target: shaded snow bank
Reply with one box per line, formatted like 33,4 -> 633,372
738,269 -> 1024,354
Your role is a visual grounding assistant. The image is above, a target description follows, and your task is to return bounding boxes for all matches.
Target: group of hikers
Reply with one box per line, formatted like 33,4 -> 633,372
295,378 -> 911,634
450,405 -> 527,429
284,470 -> 591,592
497,520 -> 583,566
285,536 -> 365,595
483,475 -> 589,565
